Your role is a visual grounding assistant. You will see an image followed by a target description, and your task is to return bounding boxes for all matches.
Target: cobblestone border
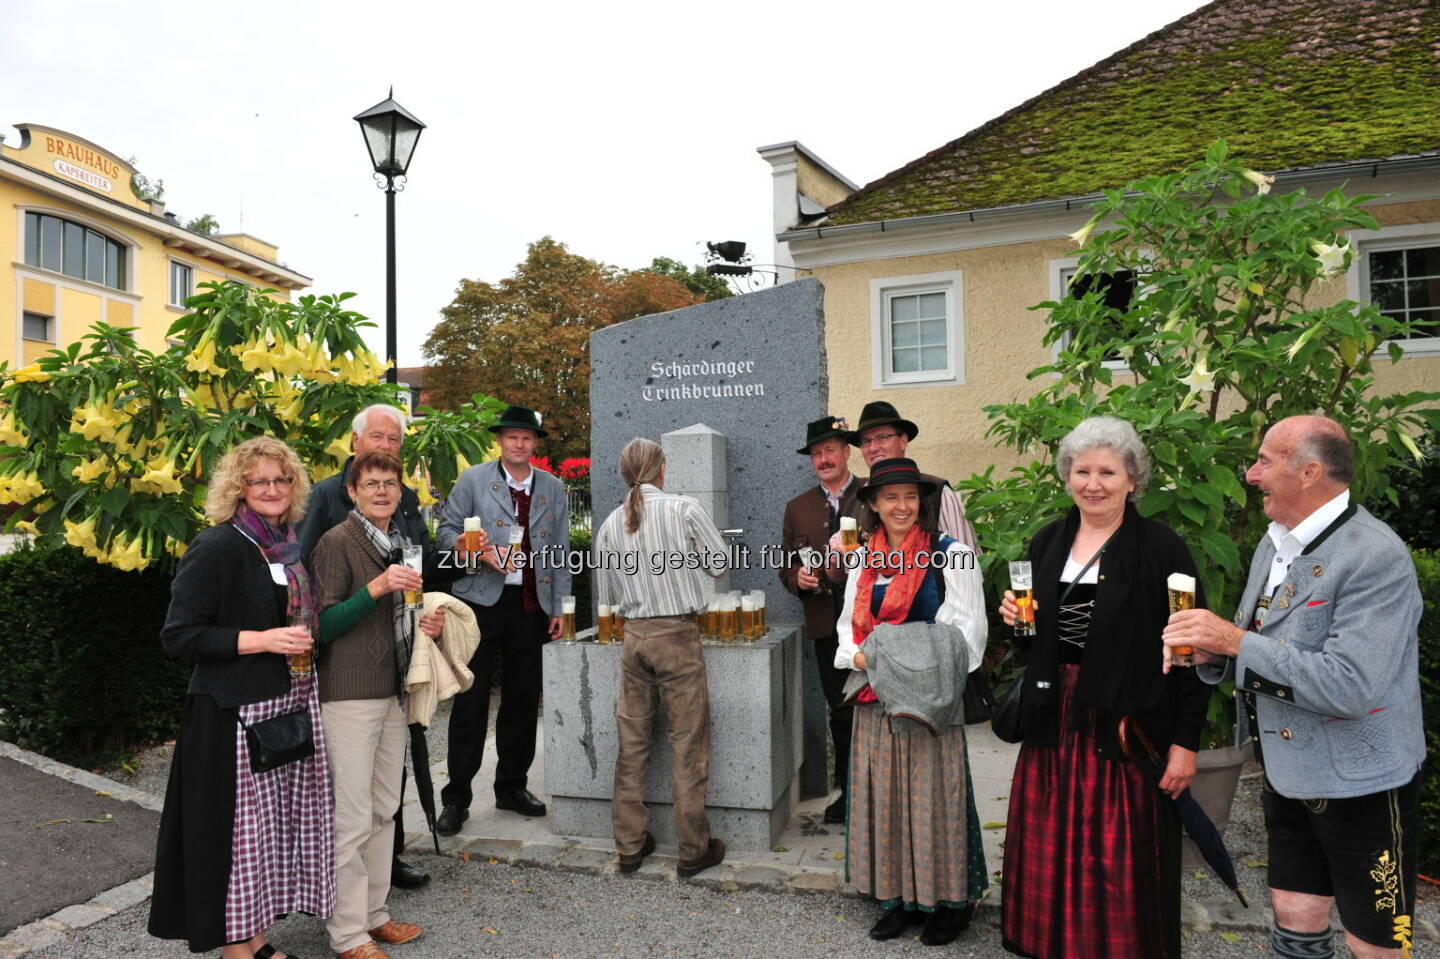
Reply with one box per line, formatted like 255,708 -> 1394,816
0,742 -> 164,958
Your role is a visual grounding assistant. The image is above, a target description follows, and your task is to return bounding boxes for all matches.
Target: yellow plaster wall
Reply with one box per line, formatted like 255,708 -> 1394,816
815,197 -> 1440,484
1,174 -> 294,364
796,155 -> 854,209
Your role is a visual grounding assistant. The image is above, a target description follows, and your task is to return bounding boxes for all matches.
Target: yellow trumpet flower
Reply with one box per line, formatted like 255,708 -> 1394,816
0,411 -> 26,446
185,339 -> 225,377
72,457 -> 114,484
64,516 -> 99,552
70,403 -> 119,443
10,363 -> 51,383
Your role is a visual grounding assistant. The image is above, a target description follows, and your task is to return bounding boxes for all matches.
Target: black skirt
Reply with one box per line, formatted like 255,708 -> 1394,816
148,692 -> 238,953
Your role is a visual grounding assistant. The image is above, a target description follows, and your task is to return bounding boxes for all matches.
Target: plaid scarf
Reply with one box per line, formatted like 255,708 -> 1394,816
230,505 -> 316,635
352,509 -> 416,703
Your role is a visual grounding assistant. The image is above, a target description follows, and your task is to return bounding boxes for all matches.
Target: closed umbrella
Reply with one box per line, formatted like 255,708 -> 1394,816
407,724 -> 440,854
1118,715 -> 1248,909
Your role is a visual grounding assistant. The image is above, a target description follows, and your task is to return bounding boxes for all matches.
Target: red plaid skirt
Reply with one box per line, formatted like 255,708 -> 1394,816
1001,665 -> 1175,959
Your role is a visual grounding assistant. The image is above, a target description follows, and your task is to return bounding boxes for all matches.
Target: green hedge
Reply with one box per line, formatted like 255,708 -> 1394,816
0,542 -> 185,767
1414,548 -> 1439,876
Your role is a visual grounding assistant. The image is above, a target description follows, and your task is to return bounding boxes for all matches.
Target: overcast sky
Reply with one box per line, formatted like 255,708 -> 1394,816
4,0 -> 1201,368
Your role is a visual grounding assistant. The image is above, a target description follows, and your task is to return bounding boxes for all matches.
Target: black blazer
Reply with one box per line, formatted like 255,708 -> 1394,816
1025,503 -> 1210,755
161,524 -> 291,708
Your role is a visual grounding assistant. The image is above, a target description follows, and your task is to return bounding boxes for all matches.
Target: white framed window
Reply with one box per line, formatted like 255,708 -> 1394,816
1048,257 -> 1137,372
1346,223 -> 1440,358
869,270 -> 963,387
169,260 -> 193,307
22,311 -> 54,342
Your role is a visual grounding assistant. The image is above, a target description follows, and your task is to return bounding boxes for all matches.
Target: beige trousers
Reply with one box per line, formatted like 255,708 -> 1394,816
322,696 -> 406,953
611,617 -> 712,862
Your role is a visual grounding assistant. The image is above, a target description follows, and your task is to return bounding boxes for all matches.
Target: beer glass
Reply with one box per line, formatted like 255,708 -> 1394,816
401,545 -> 424,609
461,516 -> 484,567
741,596 -> 757,640
720,597 -> 738,642
597,604 -> 614,644
288,612 -> 313,678
704,599 -> 720,638
751,590 -> 766,635
1008,560 -> 1036,637
506,525 -> 525,570
1167,573 -> 1196,666
839,516 -> 859,551
613,611 -> 626,640
561,596 -> 576,641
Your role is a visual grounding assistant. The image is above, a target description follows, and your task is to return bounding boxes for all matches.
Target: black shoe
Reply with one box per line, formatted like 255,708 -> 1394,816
869,905 -> 917,941
677,838 -> 726,878
823,792 -> 846,824
436,804 -> 468,836
616,831 -> 656,874
495,788 -> 547,817
919,905 -> 971,946
390,857 -> 430,890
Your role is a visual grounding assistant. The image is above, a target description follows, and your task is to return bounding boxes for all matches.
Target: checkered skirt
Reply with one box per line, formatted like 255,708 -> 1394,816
846,704 -> 973,909
1000,664 -> 1171,959
225,672 -> 336,943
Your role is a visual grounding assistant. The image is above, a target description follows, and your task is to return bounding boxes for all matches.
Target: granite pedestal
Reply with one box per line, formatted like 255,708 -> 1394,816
542,625 -> 803,851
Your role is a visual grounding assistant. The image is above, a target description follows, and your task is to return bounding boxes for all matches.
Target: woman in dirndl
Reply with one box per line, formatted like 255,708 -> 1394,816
998,416 -> 1210,958
149,436 -> 334,958
835,458 -> 988,947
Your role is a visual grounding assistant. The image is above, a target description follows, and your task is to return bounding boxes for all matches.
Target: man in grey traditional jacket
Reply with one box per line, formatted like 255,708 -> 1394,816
1164,415 -> 1424,959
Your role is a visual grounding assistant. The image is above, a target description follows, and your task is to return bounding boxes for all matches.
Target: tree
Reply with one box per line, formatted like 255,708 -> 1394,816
956,142 -> 1440,745
0,281 -> 500,571
642,256 -> 732,302
423,238 -> 703,460
185,213 -> 220,236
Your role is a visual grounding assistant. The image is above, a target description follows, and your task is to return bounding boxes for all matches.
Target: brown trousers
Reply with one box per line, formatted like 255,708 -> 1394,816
611,617 -> 712,862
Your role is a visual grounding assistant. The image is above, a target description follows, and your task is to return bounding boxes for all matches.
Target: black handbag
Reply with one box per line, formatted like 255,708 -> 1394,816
238,709 -> 314,774
962,668 -> 998,724
991,671 -> 1027,743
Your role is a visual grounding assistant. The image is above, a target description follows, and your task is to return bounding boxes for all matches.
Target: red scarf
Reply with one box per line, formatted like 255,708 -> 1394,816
850,524 -> 929,704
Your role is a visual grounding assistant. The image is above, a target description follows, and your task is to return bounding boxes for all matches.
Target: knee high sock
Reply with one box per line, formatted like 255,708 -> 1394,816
1271,923 -> 1333,959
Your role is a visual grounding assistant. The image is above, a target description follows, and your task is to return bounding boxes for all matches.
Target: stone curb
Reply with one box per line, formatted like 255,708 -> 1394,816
0,742 -> 163,958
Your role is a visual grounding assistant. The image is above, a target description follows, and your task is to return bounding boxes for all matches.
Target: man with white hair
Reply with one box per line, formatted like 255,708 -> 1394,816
299,403 -> 434,890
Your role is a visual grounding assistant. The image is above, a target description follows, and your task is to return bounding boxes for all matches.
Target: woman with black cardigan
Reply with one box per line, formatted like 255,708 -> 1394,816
998,417 -> 1209,959
149,437 -> 333,959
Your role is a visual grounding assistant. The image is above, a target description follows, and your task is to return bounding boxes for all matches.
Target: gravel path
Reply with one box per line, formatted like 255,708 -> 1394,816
41,854 -> 1297,959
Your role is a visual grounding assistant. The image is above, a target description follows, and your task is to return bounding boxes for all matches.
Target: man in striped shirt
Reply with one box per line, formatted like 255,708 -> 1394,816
595,438 -> 729,878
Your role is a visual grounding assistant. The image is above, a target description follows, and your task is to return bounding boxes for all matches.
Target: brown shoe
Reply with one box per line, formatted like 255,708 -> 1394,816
335,943 -> 390,959
616,831 -> 656,874
367,920 -> 422,945
677,838 -> 726,878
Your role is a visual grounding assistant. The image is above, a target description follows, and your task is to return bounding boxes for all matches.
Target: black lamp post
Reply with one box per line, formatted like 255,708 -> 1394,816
355,89 -> 425,385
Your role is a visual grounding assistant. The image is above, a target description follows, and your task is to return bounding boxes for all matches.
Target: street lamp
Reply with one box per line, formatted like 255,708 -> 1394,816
355,88 -> 425,385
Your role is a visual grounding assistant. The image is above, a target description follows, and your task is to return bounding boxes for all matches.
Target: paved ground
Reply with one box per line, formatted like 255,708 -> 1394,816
0,755 -> 160,932
3,697 -> 1437,958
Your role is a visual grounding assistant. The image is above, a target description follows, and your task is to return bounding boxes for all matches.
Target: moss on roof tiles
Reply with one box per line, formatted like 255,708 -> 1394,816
825,0 -> 1440,226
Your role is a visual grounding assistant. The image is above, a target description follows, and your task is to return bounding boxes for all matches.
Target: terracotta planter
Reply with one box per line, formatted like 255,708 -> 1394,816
1181,743 -> 1252,868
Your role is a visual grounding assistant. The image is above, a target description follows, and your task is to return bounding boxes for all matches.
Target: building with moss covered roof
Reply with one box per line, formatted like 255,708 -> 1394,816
758,0 -> 1439,482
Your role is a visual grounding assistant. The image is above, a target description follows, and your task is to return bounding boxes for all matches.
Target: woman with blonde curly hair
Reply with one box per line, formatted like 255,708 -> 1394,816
150,437 -> 335,959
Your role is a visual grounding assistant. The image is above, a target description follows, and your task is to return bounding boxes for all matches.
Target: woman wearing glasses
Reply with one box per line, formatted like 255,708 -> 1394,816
150,437 -> 333,959
309,450 -> 444,959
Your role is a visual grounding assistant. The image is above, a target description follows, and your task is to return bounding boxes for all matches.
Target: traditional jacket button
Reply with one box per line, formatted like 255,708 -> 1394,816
1251,682 -> 1261,689
1280,728 -> 1293,740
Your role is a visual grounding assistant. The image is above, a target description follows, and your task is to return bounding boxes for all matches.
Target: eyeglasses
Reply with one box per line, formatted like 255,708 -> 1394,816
357,480 -> 401,493
859,432 -> 902,448
244,476 -> 296,490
